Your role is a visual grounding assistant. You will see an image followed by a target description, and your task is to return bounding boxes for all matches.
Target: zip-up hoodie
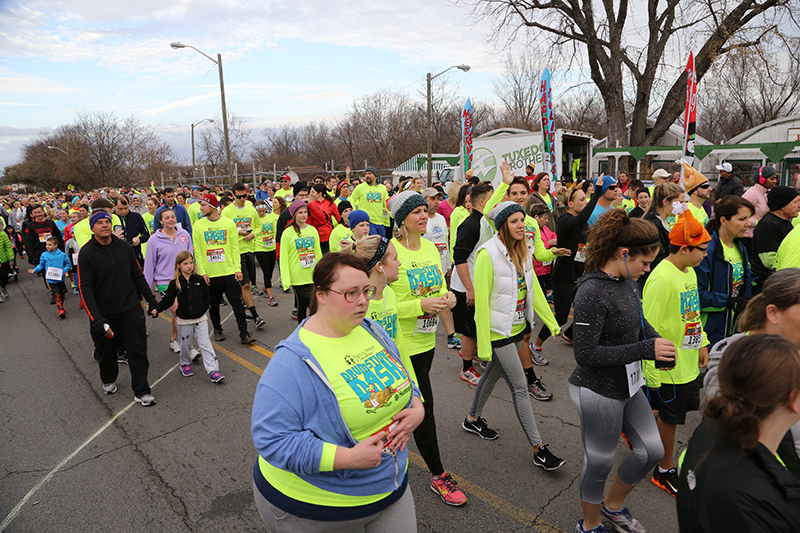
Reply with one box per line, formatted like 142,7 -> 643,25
77,235 -> 156,323
569,270 -> 659,400
33,249 -> 71,282
157,274 -> 210,320
694,230 -> 753,347
251,318 -> 420,498
142,228 -> 193,289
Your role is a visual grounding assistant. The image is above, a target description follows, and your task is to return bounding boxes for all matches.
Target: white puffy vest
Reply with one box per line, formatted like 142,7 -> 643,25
480,235 -> 536,337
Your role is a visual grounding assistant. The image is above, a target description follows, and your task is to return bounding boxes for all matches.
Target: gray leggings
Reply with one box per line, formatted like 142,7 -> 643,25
469,340 -> 543,448
569,384 -> 664,504
253,480 -> 417,533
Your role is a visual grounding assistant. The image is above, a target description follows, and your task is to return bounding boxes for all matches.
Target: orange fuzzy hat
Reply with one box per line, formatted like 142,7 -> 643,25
680,161 -> 709,194
669,202 -> 711,247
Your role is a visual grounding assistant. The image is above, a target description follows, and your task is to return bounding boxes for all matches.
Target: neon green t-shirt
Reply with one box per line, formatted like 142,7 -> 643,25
222,201 -> 260,254
254,213 -> 277,252
366,285 -> 419,392
329,224 -> 353,253
142,211 -> 154,258
449,206 -> 469,262
262,325 -> 412,507
350,183 -> 387,226
722,241 -> 745,297
621,197 -> 636,213
642,259 -> 707,387
390,237 -> 448,356
74,214 -> 122,249
279,224 -> 322,289
776,225 -> 800,270
542,193 -> 553,211
274,187 -> 294,204
687,203 -> 709,227
192,215 -> 241,278
187,201 -> 204,224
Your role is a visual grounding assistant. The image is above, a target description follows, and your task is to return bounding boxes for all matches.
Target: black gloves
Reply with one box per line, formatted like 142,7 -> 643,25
90,318 -> 109,337
726,296 -> 751,314
148,301 -> 159,318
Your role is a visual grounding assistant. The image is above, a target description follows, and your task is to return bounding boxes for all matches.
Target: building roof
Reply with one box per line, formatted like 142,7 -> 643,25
726,115 -> 800,144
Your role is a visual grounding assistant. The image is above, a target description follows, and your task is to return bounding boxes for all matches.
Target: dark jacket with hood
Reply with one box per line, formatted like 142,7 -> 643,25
157,273 -> 210,320
694,230 -> 753,347
715,172 -> 744,202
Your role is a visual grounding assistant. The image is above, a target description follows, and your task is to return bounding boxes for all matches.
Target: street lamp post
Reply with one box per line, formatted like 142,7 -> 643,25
171,42 -> 233,181
191,118 -> 215,184
46,145 -> 68,155
426,64 -> 470,186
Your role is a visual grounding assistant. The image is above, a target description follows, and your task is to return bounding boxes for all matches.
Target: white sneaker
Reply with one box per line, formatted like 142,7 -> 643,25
102,383 -> 117,395
169,340 -> 181,353
134,394 -> 156,406
190,347 -> 201,361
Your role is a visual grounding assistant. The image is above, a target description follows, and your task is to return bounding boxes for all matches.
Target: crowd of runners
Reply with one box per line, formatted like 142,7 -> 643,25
2,159 -> 800,532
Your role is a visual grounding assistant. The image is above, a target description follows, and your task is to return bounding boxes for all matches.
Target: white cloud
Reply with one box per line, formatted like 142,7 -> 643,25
0,67 -> 77,95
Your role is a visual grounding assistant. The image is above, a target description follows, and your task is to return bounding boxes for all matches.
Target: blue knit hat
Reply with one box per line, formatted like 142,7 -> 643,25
594,175 -> 618,195
387,191 -> 426,226
348,209 -> 370,229
89,211 -> 112,229
486,201 -> 524,229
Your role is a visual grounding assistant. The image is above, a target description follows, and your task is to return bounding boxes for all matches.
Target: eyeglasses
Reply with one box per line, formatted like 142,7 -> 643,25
327,285 -> 377,302
691,246 -> 709,253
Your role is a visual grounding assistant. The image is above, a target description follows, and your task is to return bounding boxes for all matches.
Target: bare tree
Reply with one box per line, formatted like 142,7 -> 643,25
491,53 -> 546,131
197,112 -> 251,174
460,0 -> 799,149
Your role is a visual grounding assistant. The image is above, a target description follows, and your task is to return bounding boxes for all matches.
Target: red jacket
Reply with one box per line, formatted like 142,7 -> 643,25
307,199 -> 338,242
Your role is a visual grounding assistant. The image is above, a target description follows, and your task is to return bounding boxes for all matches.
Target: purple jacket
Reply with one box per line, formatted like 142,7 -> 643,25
143,228 -> 193,289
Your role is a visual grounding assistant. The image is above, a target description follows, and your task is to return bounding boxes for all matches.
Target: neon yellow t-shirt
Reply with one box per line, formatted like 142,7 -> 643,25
722,242 -> 744,297
390,238 -> 448,356
449,206 -> 469,262
222,201 -> 259,254
254,213 -> 277,252
142,211 -> 154,258
274,188 -> 294,204
542,193 -> 553,211
350,183 -> 387,226
776,225 -> 800,270
279,225 -> 322,289
329,224 -> 353,253
366,285 -> 419,390
642,259 -> 707,387
262,325 -> 412,508
192,215 -> 241,278
187,201 -> 204,224
687,203 -> 709,227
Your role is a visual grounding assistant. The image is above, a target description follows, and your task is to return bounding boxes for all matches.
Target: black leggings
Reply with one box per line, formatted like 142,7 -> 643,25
537,280 -> 574,341
410,348 -> 444,477
0,262 -> 9,289
254,250 -> 277,289
293,284 -> 314,322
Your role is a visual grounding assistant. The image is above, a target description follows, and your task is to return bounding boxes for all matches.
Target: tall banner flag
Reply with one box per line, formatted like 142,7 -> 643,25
682,52 -> 698,161
539,68 -> 557,183
462,98 -> 474,173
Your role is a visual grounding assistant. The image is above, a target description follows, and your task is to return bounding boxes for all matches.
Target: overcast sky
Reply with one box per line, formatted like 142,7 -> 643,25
0,0 -> 536,171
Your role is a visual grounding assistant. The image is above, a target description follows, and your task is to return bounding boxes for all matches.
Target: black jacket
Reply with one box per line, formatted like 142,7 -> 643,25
157,274 -> 210,320
23,219 -> 63,265
715,173 -> 744,202
641,210 -> 670,286
751,212 -> 793,288
677,419 -> 800,532
117,211 -> 150,259
551,187 -> 601,284
77,235 -> 156,324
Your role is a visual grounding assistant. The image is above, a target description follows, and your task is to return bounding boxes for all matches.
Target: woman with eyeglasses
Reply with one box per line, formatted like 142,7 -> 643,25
531,179 -> 601,349
251,252 -> 424,532
387,191 -> 467,507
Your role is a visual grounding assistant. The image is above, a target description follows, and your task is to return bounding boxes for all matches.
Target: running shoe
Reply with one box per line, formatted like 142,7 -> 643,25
576,520 -> 610,533
530,344 -> 549,366
190,348 -> 201,362
220,296 -> 228,306
0,291 -> 4,303
254,316 -> 266,329
134,393 -> 156,406
651,466 -> 678,497
169,339 -> 181,353
447,335 -> 462,349
461,417 -> 498,440
50,294 -> 55,305
267,296 -> 278,307
1,287 -> 8,298
529,379 -> 553,401
58,309 -> 66,319
73,286 -> 79,295
213,329 -> 225,341
180,364 -> 194,377
600,502 -> 647,533
209,371 -> 225,383
546,292 -> 554,303
117,354 -> 129,365
429,472 -> 467,506
102,383 -> 117,395
561,332 -> 573,345
250,285 -> 260,296
241,333 -> 255,344
291,308 -> 298,320
78,300 -> 85,310
459,366 -> 481,386
533,444 -> 565,471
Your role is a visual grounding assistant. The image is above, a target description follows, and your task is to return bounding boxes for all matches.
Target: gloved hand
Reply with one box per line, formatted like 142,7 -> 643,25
148,302 -> 159,318
90,318 -> 109,337
726,296 -> 751,314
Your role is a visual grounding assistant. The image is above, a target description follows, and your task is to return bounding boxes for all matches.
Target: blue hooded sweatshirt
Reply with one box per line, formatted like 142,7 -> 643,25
33,249 -> 71,283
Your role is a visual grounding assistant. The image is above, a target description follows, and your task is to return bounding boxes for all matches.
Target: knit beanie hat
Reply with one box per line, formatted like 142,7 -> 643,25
594,175 -> 617,195
753,165 -> 777,182
767,186 -> 800,212
337,200 -> 352,215
288,200 -> 307,218
364,166 -> 378,176
387,191 -> 426,226
348,209 -> 370,229
292,181 -> 308,197
89,211 -> 111,228
669,202 -> 710,247
486,201 -> 525,230
200,193 -> 219,208
680,162 -> 709,195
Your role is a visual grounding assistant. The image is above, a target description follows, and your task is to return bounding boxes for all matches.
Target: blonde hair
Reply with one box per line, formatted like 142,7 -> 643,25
173,250 -> 196,292
338,235 -> 386,271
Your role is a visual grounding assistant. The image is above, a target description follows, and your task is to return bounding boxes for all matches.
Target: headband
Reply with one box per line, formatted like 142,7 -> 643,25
367,237 -> 389,270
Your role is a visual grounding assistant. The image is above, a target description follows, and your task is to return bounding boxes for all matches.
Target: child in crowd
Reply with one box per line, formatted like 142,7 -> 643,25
157,250 -> 225,382
529,203 -> 556,299
27,236 -> 71,318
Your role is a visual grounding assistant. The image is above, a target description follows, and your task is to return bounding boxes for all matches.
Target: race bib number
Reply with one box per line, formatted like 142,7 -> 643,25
236,220 -> 251,233
626,361 -> 645,398
513,298 -> 526,325
300,251 -> 316,269
262,235 -> 275,248
383,208 -> 389,218
207,248 -> 225,263
72,253 -> 78,266
542,260 -> 553,267
414,313 -> 439,334
46,266 -> 63,281
681,321 -> 703,350
575,243 -> 587,263
731,280 -> 743,298
38,232 -> 51,243
371,420 -> 400,451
